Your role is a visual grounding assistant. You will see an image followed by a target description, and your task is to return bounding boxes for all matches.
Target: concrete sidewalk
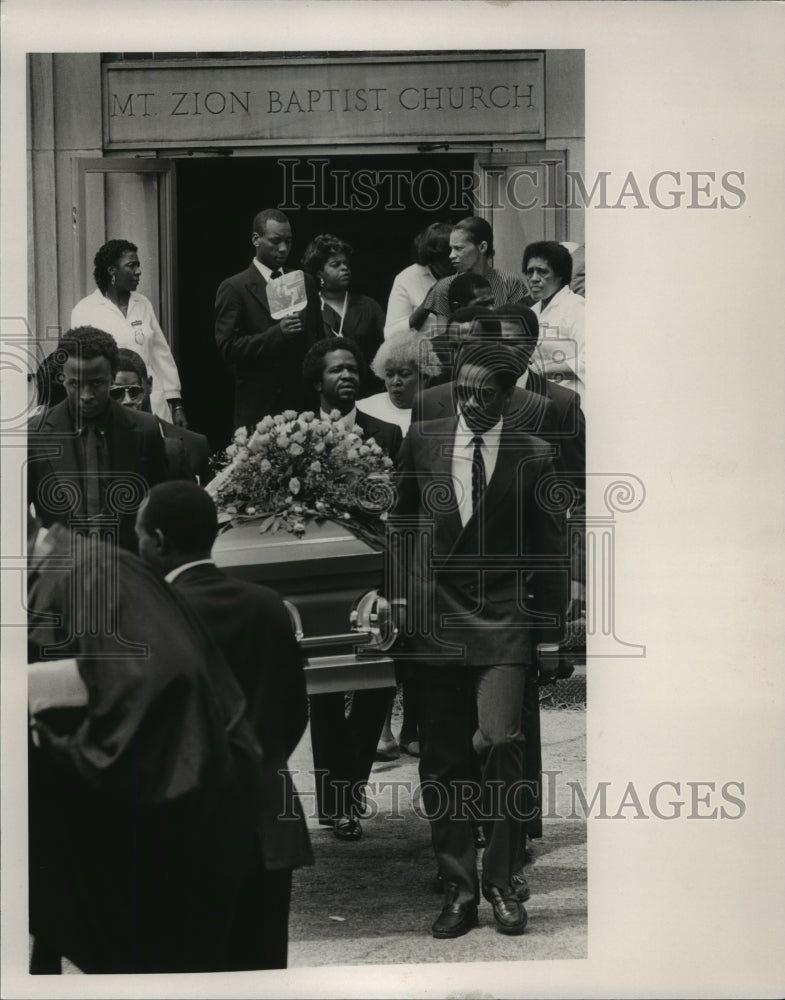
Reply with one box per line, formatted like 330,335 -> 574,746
287,706 -> 587,966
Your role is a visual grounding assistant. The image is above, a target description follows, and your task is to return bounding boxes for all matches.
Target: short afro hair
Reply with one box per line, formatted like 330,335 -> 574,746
93,239 -> 138,293
522,241 -> 573,286
116,348 -> 149,384
60,326 -> 119,375
302,336 -> 365,390
448,272 -> 492,310
252,208 -> 290,235
141,481 -> 219,555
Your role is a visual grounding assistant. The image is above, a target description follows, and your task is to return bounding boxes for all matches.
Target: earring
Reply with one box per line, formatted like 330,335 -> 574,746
111,274 -> 116,287
319,277 -> 324,289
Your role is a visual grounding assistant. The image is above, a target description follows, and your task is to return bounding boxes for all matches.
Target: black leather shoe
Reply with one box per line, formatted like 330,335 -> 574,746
482,879 -> 528,935
332,816 -> 362,841
431,882 -> 479,939
511,867 -> 531,902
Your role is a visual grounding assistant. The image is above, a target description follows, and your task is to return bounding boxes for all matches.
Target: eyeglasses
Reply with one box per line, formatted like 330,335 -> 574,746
454,383 -> 502,406
109,385 -> 145,402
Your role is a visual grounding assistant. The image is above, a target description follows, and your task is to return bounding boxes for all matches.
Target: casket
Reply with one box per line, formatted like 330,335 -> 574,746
212,518 -> 396,694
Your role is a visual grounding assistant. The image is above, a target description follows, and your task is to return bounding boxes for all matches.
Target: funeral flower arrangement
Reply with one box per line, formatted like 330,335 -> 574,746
207,410 -> 395,542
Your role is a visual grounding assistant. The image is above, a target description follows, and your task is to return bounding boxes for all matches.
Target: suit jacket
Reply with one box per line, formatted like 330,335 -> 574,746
354,408 -> 403,463
158,418 -> 212,485
413,373 -> 584,486
214,264 -> 323,430
390,417 -> 569,667
27,399 -> 168,552
524,369 -> 585,496
171,563 -> 313,872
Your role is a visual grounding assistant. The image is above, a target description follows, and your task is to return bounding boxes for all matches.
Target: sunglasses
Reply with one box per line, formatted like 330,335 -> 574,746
109,384 -> 145,402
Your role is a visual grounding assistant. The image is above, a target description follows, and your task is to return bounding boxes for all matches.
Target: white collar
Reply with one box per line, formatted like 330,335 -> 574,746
252,258 -> 280,282
165,558 -> 215,584
534,283 -> 572,313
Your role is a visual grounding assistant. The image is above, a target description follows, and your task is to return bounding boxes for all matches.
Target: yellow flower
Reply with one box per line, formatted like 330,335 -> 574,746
300,411 -> 315,422
260,458 -> 272,472
309,460 -> 322,472
289,477 -> 301,494
313,442 -> 325,454
283,409 -> 298,421
273,414 -> 285,425
289,443 -> 304,456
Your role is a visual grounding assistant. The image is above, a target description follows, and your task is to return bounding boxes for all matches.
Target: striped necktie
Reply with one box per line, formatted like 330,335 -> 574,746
471,435 -> 486,511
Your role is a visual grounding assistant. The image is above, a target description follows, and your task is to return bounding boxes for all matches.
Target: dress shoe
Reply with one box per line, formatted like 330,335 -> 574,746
481,878 -> 528,935
511,867 -> 531,902
431,882 -> 479,939
332,816 -> 362,841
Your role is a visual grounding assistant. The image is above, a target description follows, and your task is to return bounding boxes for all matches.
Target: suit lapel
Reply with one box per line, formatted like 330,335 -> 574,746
426,418 -> 463,552
42,402 -> 82,478
245,264 -> 272,315
109,401 -> 151,482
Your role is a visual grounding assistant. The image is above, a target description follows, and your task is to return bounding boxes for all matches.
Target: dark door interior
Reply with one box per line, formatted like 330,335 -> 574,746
175,152 -> 473,450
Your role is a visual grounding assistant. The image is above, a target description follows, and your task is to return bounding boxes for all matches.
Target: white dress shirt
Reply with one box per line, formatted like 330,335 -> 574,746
252,258 -> 278,281
451,411 -> 503,527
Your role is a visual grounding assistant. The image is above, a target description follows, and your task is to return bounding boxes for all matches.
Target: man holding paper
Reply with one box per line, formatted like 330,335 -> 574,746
214,208 -> 322,429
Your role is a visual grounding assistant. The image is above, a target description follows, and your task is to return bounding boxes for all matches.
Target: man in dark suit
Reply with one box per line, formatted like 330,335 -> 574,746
113,348 -> 212,484
27,326 -> 168,552
27,519 -> 263,974
300,336 -> 401,840
134,480 -> 313,970
390,340 -> 569,939
215,207 -> 323,430
413,304 -> 584,489
413,307 -> 585,869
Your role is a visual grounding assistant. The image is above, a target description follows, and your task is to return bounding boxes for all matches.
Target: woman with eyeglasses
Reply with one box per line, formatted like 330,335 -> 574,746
112,349 -> 212,485
71,239 -> 187,427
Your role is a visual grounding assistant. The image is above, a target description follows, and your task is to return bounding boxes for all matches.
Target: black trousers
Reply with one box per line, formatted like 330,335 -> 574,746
416,661 -> 529,906
308,687 -> 395,821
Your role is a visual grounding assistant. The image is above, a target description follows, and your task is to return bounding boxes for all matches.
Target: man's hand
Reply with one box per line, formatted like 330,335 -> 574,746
279,312 -> 304,336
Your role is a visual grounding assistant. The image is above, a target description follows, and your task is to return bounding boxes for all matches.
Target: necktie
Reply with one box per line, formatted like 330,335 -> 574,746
471,435 -> 486,512
84,423 -> 101,516
270,269 -> 283,280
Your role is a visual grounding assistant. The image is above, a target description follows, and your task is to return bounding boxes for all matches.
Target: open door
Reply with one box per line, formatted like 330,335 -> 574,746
72,158 -> 177,350
475,150 -> 568,273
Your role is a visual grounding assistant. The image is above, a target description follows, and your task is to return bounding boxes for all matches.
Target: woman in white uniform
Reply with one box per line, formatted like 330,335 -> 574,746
71,239 -> 187,425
